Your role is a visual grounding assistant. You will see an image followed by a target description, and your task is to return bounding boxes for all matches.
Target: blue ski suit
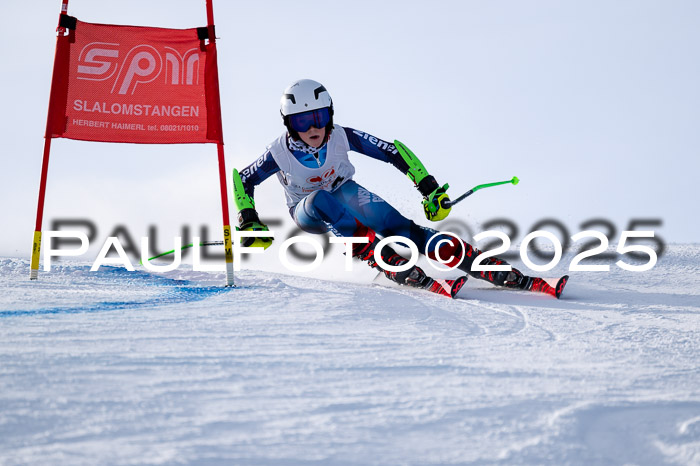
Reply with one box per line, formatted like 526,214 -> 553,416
237,125 -> 550,293
239,126 -> 448,258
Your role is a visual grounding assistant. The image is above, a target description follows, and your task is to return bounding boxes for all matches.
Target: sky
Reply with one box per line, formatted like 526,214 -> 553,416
1,0 -> 699,262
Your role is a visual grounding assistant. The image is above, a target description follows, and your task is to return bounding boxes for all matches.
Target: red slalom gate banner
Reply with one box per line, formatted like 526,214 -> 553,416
47,19 -> 222,144
31,1 -> 234,285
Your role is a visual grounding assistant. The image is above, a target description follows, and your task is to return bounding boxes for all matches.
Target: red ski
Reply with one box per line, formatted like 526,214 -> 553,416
373,268 -> 468,299
529,275 -> 569,299
424,275 -> 468,298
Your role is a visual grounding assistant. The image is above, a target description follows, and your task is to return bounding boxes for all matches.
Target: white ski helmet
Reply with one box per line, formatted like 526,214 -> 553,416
280,79 -> 334,137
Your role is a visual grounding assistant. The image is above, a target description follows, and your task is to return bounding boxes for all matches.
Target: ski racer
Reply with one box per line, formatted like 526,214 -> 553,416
233,79 -> 566,298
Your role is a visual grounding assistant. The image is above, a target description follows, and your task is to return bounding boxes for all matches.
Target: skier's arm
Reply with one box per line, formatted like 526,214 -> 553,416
238,151 -> 280,199
343,127 -> 410,173
233,151 -> 279,249
344,127 -> 451,222
393,140 -> 452,222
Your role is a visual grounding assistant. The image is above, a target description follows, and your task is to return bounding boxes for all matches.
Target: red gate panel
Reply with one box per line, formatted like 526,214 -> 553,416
47,19 -> 222,144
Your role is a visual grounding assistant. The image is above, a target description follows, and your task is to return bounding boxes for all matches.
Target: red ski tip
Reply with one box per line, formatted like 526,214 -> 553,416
555,275 -> 569,299
428,275 -> 468,298
529,275 -> 568,299
450,275 -> 467,298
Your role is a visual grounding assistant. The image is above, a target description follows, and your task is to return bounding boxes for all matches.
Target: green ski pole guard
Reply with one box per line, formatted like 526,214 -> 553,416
232,168 -> 255,211
394,140 -> 430,185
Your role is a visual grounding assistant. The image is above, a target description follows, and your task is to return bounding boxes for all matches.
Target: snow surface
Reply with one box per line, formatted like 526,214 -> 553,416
1,245 -> 700,465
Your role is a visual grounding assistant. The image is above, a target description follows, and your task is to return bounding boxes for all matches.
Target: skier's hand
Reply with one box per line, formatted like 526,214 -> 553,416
239,222 -> 273,249
417,175 -> 451,222
237,208 -> 273,249
422,185 -> 451,221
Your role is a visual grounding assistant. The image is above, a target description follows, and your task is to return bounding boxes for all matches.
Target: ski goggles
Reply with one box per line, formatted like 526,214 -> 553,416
288,107 -> 331,133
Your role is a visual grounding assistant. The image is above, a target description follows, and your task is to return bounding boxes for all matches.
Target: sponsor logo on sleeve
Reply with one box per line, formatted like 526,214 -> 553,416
240,153 -> 269,183
352,130 -> 398,154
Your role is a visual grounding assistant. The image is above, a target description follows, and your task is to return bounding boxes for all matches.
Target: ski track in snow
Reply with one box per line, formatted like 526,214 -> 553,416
1,245 -> 699,465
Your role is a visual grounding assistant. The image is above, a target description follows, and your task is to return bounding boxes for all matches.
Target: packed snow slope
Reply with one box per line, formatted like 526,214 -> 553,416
1,245 -> 699,465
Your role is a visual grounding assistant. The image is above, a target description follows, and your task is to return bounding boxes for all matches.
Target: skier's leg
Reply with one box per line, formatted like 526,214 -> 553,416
330,182 -> 532,290
293,188 -> 436,289
332,181 -> 434,244
325,182 -> 472,292
292,189 -> 359,236
426,236 -> 570,297
351,223 -> 436,288
425,237 -> 531,288
350,224 -> 466,297
337,182 -> 565,297
293,185 -> 553,296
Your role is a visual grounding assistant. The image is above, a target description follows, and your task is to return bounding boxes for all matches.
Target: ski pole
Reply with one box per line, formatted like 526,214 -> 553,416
444,176 -> 519,208
393,140 -> 520,207
140,241 -> 224,264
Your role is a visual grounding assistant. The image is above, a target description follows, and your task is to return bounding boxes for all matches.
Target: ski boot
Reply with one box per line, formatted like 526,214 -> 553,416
430,237 -> 568,299
502,268 -> 569,299
352,225 -> 466,298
